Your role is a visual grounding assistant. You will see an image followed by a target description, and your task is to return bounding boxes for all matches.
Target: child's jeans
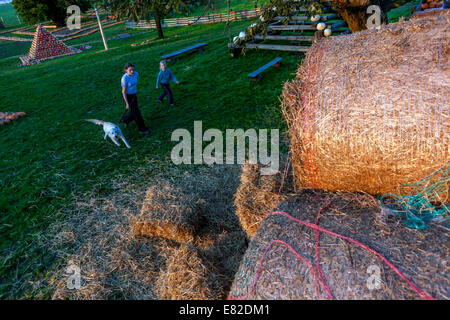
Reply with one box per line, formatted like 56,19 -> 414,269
158,83 -> 174,104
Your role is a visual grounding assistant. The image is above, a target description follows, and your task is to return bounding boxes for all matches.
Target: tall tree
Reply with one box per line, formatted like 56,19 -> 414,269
12,0 -> 91,26
97,0 -> 192,39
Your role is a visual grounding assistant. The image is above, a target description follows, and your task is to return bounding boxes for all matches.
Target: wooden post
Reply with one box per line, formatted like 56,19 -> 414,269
1,17 -> 6,27
95,7 -> 108,51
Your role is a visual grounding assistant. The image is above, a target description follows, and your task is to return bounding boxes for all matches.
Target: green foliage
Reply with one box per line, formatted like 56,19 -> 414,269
11,0 -> 91,26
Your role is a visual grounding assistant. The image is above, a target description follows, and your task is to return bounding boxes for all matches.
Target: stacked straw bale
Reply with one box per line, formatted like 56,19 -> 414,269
229,191 -> 449,300
156,231 -> 247,300
132,182 -> 204,243
234,160 -> 292,238
155,244 -> 223,300
282,9 -> 450,195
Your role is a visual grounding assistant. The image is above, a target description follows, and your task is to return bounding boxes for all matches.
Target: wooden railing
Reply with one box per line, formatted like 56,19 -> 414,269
126,7 -> 263,29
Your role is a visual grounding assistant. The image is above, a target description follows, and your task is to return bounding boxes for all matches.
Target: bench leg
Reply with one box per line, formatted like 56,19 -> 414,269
230,47 -> 242,58
248,74 -> 262,82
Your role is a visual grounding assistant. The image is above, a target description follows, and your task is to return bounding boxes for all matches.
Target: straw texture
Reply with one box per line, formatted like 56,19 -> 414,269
282,9 -> 450,195
230,191 -> 449,300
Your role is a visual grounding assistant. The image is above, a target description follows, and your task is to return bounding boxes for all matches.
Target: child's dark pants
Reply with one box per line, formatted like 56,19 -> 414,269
123,94 -> 148,132
158,83 -> 174,104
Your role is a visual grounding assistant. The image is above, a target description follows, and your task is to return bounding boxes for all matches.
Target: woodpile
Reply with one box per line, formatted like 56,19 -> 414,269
0,112 -> 26,126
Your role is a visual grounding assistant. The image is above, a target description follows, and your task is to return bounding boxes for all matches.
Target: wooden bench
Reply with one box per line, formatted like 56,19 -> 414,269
161,43 -> 208,61
248,57 -> 282,81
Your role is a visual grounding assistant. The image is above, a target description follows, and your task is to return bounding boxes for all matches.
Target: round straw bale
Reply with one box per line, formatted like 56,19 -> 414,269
282,10 -> 450,195
229,192 -> 449,300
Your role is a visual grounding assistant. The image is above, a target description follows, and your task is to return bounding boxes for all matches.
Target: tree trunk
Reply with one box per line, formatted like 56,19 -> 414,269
327,0 -> 391,33
154,13 -> 164,39
334,6 -> 369,32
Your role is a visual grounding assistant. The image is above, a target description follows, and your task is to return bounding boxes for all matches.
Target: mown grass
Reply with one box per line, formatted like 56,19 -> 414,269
0,19 -> 300,298
0,3 -> 22,26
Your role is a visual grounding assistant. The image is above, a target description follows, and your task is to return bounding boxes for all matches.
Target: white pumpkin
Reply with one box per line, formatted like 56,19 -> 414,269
239,31 -> 246,39
324,28 -> 332,37
316,22 -> 326,31
259,15 -> 265,22
233,36 -> 239,43
311,14 -> 320,22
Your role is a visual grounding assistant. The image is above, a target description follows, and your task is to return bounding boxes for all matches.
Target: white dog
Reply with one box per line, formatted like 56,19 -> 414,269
85,119 -> 131,148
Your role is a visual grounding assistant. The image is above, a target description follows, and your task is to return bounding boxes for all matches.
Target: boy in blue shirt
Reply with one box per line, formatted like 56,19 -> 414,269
156,60 -> 179,106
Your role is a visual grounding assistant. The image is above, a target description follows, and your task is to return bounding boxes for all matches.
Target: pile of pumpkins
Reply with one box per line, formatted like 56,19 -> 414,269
0,112 -> 26,126
421,0 -> 444,9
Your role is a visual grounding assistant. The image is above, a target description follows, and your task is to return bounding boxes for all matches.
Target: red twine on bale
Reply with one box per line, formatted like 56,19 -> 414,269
227,209 -> 436,300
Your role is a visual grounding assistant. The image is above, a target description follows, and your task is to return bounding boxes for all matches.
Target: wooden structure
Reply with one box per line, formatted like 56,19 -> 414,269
229,8 -> 349,54
19,25 -> 81,65
248,57 -> 282,81
127,7 -> 263,29
161,43 -> 208,61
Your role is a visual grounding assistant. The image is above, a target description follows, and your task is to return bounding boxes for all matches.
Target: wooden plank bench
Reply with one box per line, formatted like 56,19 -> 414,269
245,43 -> 309,52
161,43 -> 208,61
247,57 -> 282,81
268,24 -> 316,32
253,34 -> 314,41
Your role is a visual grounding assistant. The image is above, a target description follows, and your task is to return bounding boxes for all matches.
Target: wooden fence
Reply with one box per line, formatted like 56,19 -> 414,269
126,7 -> 263,29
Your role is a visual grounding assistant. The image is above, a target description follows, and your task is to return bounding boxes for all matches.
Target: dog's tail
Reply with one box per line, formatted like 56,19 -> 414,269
85,119 -> 105,126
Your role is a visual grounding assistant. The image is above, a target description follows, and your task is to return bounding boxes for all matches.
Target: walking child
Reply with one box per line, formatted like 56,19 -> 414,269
156,61 -> 179,106
121,62 -> 149,135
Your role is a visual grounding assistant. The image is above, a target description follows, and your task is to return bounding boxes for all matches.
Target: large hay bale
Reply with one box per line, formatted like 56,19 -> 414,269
132,182 -> 204,243
229,192 -> 449,300
282,10 -> 450,195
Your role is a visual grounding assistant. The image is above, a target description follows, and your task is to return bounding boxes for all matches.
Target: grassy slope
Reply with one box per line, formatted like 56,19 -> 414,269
0,3 -> 22,26
387,0 -> 420,23
0,19 -> 299,298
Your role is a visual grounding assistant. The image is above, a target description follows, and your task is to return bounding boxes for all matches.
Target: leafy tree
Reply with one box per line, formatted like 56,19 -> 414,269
97,0 -> 192,39
12,0 -> 91,26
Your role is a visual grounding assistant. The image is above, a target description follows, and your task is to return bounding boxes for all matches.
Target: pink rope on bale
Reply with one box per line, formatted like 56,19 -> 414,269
227,210 -> 436,300
313,198 -> 334,300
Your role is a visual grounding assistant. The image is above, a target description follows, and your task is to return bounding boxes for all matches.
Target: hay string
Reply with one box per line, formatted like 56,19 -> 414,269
379,163 -> 449,229
230,154 -> 436,300
228,210 -> 436,300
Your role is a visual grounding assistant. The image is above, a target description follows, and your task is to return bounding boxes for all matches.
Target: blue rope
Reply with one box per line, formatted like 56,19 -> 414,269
379,164 -> 449,230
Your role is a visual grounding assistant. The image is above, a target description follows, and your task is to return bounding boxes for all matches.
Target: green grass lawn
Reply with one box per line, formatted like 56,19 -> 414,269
0,19 -> 299,299
388,0 -> 420,22
0,3 -> 22,26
